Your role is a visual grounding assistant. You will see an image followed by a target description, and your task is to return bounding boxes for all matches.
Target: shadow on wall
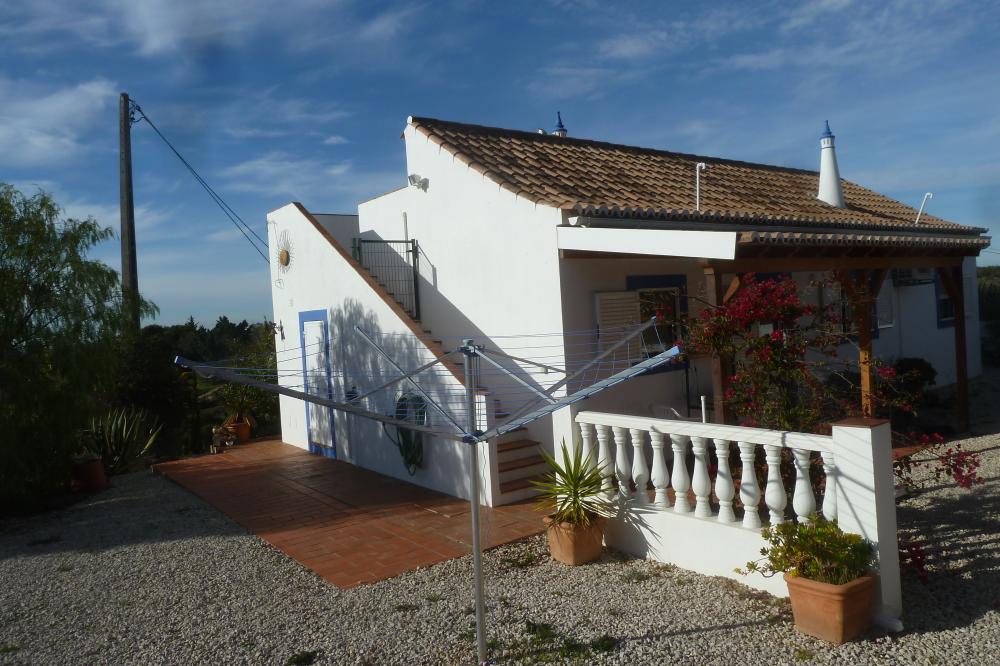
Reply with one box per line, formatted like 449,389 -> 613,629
354,231 -> 558,451
327,298 -> 470,495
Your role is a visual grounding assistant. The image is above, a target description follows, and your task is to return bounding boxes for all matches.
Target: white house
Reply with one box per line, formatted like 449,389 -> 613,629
265,117 -> 990,624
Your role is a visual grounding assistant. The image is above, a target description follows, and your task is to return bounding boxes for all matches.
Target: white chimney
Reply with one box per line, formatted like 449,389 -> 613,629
817,120 -> 845,208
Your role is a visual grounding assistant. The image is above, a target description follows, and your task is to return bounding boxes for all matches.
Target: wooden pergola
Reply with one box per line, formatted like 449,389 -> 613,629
702,239 -> 981,432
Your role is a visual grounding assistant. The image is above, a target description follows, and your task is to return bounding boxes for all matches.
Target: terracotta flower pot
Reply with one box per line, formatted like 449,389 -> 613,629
543,515 -> 607,566
231,420 -> 251,442
73,458 -> 108,493
784,572 -> 875,644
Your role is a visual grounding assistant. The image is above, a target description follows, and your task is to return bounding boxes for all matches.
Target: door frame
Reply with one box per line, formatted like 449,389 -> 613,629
298,309 -> 336,458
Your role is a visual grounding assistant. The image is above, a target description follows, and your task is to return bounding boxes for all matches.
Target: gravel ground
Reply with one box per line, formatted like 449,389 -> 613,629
1,433 -> 998,665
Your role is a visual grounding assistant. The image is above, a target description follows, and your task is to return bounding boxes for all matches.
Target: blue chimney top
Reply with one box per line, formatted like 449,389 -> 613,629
821,120 -> 834,139
552,111 -> 567,137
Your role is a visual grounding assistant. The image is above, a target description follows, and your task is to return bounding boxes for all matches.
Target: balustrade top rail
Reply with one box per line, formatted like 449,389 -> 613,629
575,410 -> 834,453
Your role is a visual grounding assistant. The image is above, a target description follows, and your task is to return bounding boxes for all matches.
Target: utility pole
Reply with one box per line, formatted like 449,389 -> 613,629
119,91 -> 140,334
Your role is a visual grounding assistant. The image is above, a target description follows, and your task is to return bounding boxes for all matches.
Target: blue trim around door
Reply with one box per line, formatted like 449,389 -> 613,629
299,309 -> 336,458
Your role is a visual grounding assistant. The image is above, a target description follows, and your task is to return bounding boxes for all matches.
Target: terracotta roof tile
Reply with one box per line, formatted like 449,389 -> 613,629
409,117 -> 987,236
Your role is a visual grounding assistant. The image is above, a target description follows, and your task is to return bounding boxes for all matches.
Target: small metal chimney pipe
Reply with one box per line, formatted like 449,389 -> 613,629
695,162 -> 707,211
915,192 -> 934,225
817,120 -> 846,208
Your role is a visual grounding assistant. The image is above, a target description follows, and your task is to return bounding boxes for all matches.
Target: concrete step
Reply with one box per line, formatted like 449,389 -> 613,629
499,474 -> 544,496
498,460 -> 548,483
496,439 -> 541,463
498,453 -> 545,473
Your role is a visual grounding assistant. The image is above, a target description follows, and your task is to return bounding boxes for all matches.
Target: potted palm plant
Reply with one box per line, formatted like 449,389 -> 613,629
533,440 -> 615,566
216,383 -> 258,442
740,515 -> 877,644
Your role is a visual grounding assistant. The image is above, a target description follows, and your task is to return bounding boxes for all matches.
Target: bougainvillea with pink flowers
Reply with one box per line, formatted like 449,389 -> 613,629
684,273 -> 981,493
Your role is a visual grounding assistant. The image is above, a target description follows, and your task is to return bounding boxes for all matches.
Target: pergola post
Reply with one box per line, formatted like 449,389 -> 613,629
835,269 -> 886,419
703,267 -> 741,424
936,266 -> 969,432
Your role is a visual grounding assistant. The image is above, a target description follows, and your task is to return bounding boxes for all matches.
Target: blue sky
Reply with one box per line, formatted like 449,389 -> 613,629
3,0 -> 999,325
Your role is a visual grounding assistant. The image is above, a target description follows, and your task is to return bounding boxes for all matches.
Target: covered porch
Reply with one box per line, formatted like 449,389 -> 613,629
557,220 -> 988,431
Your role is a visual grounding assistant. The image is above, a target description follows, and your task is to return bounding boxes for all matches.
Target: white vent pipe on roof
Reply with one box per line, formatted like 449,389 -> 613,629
817,120 -> 846,208
915,192 -> 933,225
695,162 -> 707,211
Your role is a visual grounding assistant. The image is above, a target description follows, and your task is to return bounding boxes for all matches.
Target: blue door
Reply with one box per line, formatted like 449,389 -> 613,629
299,310 -> 336,458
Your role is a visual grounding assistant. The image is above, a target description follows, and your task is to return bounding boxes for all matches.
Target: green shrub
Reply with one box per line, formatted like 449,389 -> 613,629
739,515 -> 875,585
533,440 -> 615,526
83,406 -> 162,475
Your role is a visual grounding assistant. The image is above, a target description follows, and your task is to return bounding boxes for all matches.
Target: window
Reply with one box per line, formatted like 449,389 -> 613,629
639,287 -> 681,353
595,274 -> 687,364
935,273 -> 955,328
876,281 -> 895,329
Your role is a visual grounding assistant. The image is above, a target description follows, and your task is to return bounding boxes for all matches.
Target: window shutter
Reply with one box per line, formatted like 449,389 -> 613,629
595,291 -> 641,359
876,282 -> 895,328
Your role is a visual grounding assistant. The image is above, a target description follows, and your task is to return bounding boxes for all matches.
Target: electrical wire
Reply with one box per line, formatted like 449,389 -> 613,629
130,101 -> 270,264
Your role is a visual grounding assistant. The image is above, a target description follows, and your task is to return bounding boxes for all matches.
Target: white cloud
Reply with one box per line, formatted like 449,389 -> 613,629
219,152 -> 353,198
218,151 -> 401,210
1,0 -> 426,61
0,76 -> 117,167
324,135 -> 349,145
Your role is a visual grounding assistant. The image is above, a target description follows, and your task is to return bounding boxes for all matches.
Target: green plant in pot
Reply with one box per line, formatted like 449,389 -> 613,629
739,515 -> 876,644
216,381 -> 259,442
532,440 -> 615,566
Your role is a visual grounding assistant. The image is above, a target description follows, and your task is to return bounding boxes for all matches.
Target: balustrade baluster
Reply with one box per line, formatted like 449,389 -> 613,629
738,442 -> 761,528
595,425 -> 614,499
613,427 -> 632,500
691,436 -> 712,517
792,449 -> 817,523
649,431 -> 671,508
714,439 -> 736,523
670,434 -> 691,513
821,451 -> 838,521
630,429 -> 650,504
764,445 -> 787,524
579,422 -> 595,467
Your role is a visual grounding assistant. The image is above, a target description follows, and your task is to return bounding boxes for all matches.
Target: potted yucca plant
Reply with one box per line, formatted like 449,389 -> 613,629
532,440 -> 615,566
740,515 -> 876,644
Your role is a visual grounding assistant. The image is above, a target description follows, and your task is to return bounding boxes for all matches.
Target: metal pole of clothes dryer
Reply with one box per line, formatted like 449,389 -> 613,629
461,339 -> 488,665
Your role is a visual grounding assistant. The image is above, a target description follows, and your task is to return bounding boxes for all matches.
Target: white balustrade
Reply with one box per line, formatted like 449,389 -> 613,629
630,428 -> 649,504
579,422 -> 595,466
764,445 -> 787,525
691,436 -> 712,518
821,451 -> 838,521
738,441 -> 761,528
613,426 -> 632,500
573,412 -> 900,628
573,413 -> 833,530
670,434 -> 691,513
792,449 -> 817,523
714,438 -> 736,523
649,431 -> 671,508
595,424 -> 614,499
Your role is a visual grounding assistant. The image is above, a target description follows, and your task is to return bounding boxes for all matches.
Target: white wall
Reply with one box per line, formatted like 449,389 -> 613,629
267,203 -> 480,502
557,256 -> 712,420
358,122 -> 569,454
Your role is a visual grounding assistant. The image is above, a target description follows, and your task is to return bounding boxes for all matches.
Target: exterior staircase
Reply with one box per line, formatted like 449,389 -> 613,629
495,430 -> 547,504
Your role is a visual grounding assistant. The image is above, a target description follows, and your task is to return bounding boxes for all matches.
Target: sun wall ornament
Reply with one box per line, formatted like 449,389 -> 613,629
275,229 -> 294,273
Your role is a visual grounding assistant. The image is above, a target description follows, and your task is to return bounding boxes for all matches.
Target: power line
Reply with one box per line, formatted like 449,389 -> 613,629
130,101 -> 270,264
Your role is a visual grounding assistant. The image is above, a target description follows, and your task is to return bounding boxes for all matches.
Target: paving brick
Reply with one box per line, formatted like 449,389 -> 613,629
155,439 -> 543,587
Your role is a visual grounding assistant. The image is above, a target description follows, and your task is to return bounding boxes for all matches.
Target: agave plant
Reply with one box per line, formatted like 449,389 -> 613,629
533,440 -> 616,526
84,406 -> 162,475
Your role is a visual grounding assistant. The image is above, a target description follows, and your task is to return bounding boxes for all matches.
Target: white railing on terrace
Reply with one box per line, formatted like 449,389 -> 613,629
574,410 -> 903,630
575,412 -> 838,528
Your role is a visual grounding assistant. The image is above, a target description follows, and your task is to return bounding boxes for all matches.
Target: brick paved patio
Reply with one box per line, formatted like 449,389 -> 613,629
155,439 -> 543,588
